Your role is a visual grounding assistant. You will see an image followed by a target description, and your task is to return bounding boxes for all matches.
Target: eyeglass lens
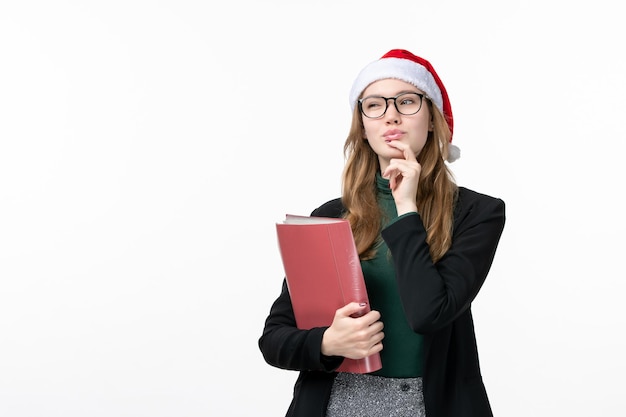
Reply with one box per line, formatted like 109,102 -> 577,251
360,93 -> 423,118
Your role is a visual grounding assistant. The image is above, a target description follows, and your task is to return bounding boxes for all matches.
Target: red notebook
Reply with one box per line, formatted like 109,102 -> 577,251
275,214 -> 382,374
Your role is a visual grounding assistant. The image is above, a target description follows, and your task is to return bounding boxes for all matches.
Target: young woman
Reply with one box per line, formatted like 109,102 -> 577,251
259,49 -> 506,417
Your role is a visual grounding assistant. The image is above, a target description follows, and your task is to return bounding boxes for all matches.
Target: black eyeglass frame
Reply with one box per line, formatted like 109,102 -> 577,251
358,92 -> 426,119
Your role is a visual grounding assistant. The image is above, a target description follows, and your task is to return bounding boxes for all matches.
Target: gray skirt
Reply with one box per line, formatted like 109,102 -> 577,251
326,372 -> 426,417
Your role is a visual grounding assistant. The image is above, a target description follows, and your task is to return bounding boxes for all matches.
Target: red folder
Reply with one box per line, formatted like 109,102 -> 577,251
275,214 -> 382,374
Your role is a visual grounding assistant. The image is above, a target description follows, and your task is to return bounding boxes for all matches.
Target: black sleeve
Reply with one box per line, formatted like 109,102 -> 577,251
258,280 -> 344,372
381,194 -> 505,334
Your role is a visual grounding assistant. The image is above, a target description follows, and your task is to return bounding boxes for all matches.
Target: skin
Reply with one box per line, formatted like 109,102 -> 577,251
321,78 -> 431,360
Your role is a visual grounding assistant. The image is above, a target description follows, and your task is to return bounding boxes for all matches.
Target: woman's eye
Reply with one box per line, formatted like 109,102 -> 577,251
367,102 -> 382,109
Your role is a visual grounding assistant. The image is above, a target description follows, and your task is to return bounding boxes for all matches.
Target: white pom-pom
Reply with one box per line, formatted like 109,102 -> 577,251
446,144 -> 461,162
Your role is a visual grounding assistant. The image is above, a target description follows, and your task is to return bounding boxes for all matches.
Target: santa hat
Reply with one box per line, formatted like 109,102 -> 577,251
349,49 -> 460,162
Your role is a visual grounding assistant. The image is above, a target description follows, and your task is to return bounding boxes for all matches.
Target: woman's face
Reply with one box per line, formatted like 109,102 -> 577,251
360,78 -> 432,171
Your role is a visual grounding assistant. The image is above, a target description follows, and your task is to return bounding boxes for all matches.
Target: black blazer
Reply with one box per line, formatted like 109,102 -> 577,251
259,187 -> 506,417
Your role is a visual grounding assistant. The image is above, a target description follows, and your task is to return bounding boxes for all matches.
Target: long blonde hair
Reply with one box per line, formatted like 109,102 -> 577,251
342,100 -> 458,263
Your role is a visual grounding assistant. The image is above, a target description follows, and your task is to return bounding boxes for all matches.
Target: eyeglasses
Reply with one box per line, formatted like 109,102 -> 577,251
358,92 -> 425,119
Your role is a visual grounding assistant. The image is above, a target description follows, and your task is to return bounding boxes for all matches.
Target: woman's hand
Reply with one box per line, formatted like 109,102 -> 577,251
382,140 -> 420,215
321,302 -> 384,360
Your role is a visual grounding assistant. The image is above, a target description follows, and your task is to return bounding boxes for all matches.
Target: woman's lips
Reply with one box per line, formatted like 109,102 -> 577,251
384,130 -> 404,141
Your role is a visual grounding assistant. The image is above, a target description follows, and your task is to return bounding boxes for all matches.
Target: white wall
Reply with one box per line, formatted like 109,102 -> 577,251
1,1 -> 624,416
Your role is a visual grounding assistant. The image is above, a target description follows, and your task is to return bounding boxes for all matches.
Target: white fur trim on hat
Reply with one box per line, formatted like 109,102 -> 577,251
349,57 -> 444,113
447,143 -> 461,163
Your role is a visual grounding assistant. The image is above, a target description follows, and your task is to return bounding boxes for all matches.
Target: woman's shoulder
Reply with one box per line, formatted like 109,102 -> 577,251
310,197 -> 345,218
455,186 -> 506,224
457,186 -> 504,206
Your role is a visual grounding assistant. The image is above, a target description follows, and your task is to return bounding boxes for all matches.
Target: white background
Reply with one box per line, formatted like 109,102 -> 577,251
1,1 -> 624,416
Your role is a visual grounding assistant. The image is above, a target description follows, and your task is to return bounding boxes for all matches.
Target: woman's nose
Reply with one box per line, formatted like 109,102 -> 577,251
383,101 -> 401,123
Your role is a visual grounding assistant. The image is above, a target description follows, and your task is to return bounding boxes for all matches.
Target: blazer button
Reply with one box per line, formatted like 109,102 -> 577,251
400,382 -> 410,392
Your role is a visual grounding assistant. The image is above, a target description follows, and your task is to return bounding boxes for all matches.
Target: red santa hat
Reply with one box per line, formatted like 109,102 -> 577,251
349,49 -> 460,162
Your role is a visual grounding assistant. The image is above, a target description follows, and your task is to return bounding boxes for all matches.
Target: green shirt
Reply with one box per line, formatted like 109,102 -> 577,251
361,173 -> 424,377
